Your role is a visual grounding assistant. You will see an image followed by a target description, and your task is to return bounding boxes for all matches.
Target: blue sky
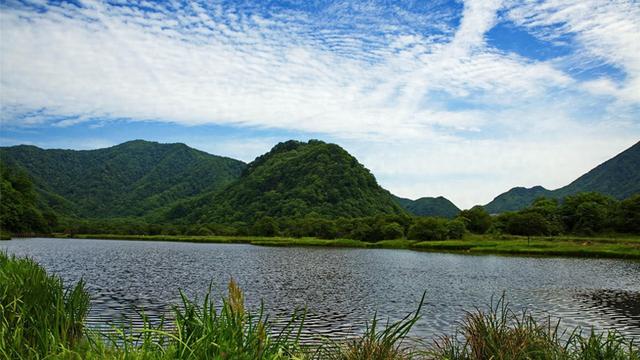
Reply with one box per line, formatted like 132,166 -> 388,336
1,0 -> 639,208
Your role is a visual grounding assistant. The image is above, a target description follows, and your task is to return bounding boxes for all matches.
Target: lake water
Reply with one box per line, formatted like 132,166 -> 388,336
3,238 -> 640,341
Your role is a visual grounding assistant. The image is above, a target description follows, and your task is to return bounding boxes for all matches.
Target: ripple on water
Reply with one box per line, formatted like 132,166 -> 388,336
2,238 -> 639,342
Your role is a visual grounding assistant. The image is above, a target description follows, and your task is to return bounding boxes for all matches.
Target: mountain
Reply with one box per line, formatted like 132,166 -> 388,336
0,140 -> 245,218
554,141 -> 640,199
483,186 -> 551,214
484,141 -> 640,213
394,195 -> 460,218
167,140 -> 406,223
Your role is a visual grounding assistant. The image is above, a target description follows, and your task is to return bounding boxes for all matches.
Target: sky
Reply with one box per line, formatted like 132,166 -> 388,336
1,0 -> 639,209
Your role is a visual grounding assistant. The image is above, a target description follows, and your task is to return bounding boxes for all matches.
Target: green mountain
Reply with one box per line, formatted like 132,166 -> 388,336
554,141 -> 640,199
483,186 -> 551,214
484,141 -> 640,213
394,195 -> 460,218
167,140 -> 406,223
0,140 -> 245,218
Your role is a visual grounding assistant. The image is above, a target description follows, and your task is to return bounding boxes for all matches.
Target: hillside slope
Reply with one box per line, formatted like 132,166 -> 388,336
394,195 -> 460,218
0,140 -> 245,218
484,141 -> 640,213
168,140 -> 406,223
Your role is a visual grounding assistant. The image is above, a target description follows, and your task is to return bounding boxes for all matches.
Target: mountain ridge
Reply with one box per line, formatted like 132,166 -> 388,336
484,141 -> 640,213
0,140 -> 246,218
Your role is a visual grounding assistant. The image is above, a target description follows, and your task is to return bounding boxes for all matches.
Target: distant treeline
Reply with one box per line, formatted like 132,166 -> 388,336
1,157 -> 638,240
23,192 -> 638,241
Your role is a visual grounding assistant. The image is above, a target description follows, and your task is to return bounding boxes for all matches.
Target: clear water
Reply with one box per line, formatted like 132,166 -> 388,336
3,238 -> 639,341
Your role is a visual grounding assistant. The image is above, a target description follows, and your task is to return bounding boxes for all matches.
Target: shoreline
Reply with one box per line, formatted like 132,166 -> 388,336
28,233 -> 640,260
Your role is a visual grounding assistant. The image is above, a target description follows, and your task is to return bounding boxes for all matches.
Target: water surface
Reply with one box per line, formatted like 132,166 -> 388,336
3,238 -> 639,341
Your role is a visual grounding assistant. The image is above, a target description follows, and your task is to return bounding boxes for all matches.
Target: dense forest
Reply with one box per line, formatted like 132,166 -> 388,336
484,141 -> 640,213
0,140 -> 245,218
1,139 -> 639,240
164,140 -> 405,224
0,161 -> 57,234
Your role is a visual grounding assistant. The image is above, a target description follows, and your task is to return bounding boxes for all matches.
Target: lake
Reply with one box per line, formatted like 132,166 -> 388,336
2,238 -> 639,341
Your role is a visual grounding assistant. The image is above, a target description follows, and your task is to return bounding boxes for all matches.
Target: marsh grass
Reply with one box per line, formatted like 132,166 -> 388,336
318,293 -> 425,360
0,252 -> 90,359
426,295 -> 639,360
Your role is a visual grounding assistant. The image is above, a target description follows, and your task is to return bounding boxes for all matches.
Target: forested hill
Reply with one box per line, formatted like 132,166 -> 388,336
394,195 -> 460,218
483,186 -> 552,214
166,140 -> 406,224
0,140 -> 245,218
484,141 -> 640,213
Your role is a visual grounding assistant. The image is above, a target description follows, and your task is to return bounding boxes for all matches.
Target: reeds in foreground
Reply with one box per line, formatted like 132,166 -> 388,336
427,294 -> 639,360
0,252 -> 90,359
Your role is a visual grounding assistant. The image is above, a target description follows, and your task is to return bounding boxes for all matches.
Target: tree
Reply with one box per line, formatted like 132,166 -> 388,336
560,192 -> 614,233
616,194 -> 640,233
573,202 -> 608,235
505,211 -> 550,241
458,206 -> 492,234
408,217 -> 449,241
381,223 -> 404,240
446,219 -> 466,239
251,217 -> 279,236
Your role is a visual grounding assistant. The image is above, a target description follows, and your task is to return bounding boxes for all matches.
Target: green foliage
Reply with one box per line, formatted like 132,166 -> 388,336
0,161 -> 55,233
458,206 -> 492,234
251,216 -> 280,236
0,252 -> 90,359
483,186 -> 551,214
560,192 -> 615,235
394,196 -> 460,218
0,140 -> 245,219
617,194 -> 640,233
173,140 -> 406,224
381,223 -> 405,240
446,219 -> 466,239
408,218 -> 451,241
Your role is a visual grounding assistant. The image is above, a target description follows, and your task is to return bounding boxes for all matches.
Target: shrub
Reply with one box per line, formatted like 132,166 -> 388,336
408,218 -> 449,241
446,219 -> 466,239
458,206 -> 492,234
381,223 -> 405,240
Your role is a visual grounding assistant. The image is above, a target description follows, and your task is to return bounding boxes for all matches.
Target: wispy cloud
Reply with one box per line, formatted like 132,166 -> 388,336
1,0 -> 638,207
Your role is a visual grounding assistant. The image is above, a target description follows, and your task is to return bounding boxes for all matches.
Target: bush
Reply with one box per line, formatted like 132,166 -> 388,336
251,216 -> 280,236
458,206 -> 492,234
408,218 -> 450,241
447,219 -> 466,239
381,223 -> 405,240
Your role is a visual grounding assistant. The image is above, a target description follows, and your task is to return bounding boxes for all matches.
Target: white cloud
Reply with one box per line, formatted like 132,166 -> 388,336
1,0 -> 638,208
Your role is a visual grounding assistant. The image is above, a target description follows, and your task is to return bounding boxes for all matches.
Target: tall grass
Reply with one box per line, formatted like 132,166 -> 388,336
81,279 -> 307,359
0,252 -> 90,359
319,293 -> 425,360
427,295 -> 639,360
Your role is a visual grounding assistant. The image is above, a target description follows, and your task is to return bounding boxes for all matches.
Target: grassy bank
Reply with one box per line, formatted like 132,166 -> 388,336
1,252 -> 638,359
56,233 -> 640,259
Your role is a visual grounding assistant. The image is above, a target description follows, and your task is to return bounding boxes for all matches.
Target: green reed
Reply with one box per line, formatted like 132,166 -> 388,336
0,252 -> 90,359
